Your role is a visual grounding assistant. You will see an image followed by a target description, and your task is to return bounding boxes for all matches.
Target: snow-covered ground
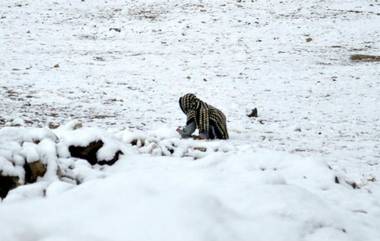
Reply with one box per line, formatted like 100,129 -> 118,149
1,0 -> 380,240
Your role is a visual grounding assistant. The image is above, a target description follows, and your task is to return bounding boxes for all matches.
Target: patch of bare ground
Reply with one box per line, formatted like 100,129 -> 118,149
350,54 -> 380,62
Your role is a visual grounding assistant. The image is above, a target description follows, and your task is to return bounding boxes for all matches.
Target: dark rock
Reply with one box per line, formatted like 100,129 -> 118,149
350,182 -> 359,189
72,122 -> 83,130
0,174 -> 19,199
48,122 -> 60,129
167,148 -> 174,154
367,176 -> 376,182
193,147 -> 207,152
334,176 -> 340,184
32,139 -> 40,144
24,160 -> 47,183
130,139 -> 138,146
130,138 -> 145,147
69,140 -> 123,165
109,28 -> 121,32
69,140 -> 104,165
247,108 -> 258,118
97,150 -> 123,165
306,37 -> 313,42
94,56 -> 105,61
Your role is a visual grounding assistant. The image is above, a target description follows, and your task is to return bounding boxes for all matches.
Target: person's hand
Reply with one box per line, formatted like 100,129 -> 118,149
176,127 -> 182,133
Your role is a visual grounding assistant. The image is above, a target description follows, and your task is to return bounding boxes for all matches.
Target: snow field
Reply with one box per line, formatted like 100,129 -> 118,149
1,0 -> 380,240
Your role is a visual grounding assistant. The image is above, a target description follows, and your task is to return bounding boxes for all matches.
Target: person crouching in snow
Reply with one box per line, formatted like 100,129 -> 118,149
176,93 -> 229,140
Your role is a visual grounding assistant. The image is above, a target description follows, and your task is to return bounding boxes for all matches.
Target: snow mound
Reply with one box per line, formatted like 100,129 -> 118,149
0,123 -> 131,200
0,149 -> 379,241
0,124 -> 239,200
118,127 -> 235,159
0,127 -> 58,181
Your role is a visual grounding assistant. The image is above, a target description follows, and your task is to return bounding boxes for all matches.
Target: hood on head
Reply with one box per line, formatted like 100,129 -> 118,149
179,93 -> 201,114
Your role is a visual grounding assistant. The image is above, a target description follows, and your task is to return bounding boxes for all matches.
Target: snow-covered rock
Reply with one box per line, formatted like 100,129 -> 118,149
0,125 -> 130,199
56,126 -> 127,165
0,127 -> 59,198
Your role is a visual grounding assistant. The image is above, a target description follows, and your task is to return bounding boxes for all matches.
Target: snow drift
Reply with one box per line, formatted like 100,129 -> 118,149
1,123 -> 379,241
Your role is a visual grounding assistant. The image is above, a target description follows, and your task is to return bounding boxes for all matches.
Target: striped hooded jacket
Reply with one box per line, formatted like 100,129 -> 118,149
179,93 -> 229,139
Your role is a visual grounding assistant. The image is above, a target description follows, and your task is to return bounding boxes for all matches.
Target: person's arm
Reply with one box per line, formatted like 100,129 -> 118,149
177,121 -> 196,138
